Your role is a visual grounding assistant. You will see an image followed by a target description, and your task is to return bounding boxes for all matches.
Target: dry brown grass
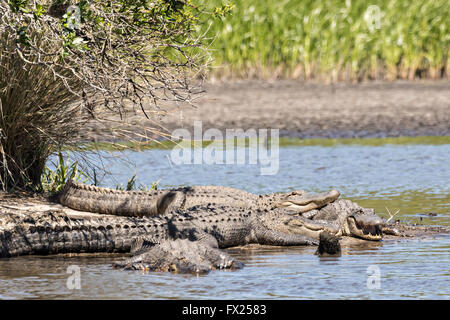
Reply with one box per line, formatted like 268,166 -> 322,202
0,29 -> 87,189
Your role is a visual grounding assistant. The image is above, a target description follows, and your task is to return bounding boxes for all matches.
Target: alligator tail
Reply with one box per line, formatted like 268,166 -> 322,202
0,210 -> 163,257
58,180 -> 165,217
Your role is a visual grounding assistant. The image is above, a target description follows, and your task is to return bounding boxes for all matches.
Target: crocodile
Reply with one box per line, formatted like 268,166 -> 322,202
0,183 -> 387,273
58,180 -> 341,217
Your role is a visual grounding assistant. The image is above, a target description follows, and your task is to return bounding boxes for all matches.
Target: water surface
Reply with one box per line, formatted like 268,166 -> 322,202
1,138 -> 449,299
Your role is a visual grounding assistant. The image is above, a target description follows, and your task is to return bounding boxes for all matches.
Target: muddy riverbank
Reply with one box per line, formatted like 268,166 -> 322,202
162,80 -> 450,138
82,80 -> 450,142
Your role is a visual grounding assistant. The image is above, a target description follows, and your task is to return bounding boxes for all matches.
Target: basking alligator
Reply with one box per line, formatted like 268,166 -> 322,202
58,180 -> 341,217
0,181 -> 397,273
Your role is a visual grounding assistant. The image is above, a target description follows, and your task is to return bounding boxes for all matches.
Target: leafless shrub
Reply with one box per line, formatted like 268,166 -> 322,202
0,0 -> 216,190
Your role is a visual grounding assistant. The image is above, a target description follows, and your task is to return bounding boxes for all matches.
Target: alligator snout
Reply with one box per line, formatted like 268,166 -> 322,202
278,189 -> 340,213
281,215 -> 340,240
347,214 -> 384,240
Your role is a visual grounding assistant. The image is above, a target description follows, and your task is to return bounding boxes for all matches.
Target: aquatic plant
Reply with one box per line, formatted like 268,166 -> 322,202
41,152 -> 88,193
115,173 -> 159,191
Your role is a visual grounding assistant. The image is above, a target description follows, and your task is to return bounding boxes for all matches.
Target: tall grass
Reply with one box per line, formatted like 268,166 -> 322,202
200,0 -> 449,81
0,27 -> 86,190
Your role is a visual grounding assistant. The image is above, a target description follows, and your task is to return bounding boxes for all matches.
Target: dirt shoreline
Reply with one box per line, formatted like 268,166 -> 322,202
82,80 -> 450,141
163,80 -> 450,139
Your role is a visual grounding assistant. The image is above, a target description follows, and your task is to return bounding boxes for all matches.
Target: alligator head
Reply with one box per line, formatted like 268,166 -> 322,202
261,199 -> 384,241
345,210 -> 384,240
312,200 -> 384,241
275,189 -> 341,213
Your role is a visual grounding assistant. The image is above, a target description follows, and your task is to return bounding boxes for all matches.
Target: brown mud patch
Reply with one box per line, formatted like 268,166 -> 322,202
163,80 -> 450,139
81,80 -> 450,141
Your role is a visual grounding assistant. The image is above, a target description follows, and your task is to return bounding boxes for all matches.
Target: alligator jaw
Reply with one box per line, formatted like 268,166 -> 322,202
347,215 -> 383,241
277,190 -> 340,213
280,215 -> 340,240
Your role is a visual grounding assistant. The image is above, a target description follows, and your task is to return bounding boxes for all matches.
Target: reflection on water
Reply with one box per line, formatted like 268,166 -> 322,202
1,139 -> 449,299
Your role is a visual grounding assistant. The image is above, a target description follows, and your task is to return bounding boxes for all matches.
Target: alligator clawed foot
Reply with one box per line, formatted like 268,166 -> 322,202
315,231 -> 341,256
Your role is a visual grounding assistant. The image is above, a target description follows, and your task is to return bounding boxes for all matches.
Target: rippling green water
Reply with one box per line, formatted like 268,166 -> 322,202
0,137 -> 449,299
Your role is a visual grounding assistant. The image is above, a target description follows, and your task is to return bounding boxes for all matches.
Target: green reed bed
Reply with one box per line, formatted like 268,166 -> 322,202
199,0 -> 449,80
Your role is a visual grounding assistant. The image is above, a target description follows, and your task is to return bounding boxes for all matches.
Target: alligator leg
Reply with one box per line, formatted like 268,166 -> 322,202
113,239 -> 244,274
315,231 -> 341,256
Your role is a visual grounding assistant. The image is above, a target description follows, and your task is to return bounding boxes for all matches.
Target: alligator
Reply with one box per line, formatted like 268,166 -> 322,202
0,182 -> 389,273
58,181 -> 386,242
58,180 -> 341,217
